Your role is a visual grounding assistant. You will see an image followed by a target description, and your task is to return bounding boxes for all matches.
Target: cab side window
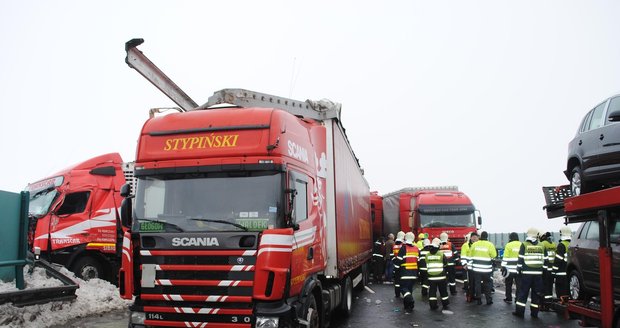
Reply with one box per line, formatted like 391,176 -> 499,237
56,191 -> 90,215
584,221 -> 600,241
289,173 -> 308,223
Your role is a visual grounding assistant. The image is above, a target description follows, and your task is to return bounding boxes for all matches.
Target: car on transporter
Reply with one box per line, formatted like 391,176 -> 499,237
567,218 -> 620,300
566,94 -> 620,196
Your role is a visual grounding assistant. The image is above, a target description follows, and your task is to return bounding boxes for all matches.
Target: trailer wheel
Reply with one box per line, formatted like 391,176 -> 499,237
339,276 -> 353,316
302,294 -> 320,328
72,256 -> 103,281
569,269 -> 585,300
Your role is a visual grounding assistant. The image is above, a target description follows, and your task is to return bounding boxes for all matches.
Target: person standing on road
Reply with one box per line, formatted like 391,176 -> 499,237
384,233 -> 395,283
460,232 -> 472,299
420,238 -> 450,311
419,238 -> 432,297
513,227 -> 547,319
464,231 -> 479,302
540,231 -> 557,309
553,226 -> 572,300
416,233 -> 426,250
501,232 -> 522,304
470,231 -> 496,305
397,232 -> 420,313
372,236 -> 386,283
392,231 -> 405,297
439,232 -> 458,295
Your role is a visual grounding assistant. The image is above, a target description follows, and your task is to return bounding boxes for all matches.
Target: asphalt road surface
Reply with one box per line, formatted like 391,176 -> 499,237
56,281 -> 580,328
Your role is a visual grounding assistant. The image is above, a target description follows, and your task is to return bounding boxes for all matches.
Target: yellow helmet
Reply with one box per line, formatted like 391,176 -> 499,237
418,233 -> 425,241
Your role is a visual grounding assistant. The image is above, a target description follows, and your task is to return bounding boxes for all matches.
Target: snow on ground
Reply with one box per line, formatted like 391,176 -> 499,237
0,265 -> 131,328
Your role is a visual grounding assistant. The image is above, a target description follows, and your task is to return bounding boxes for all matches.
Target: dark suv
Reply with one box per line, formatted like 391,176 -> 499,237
568,219 -> 620,300
566,94 -> 620,195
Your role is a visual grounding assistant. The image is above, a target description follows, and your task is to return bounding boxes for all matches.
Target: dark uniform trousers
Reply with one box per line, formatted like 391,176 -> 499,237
516,274 -> 543,316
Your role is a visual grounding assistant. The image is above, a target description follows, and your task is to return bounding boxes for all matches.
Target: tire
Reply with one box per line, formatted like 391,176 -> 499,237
339,276 -> 353,316
570,166 -> 587,196
72,256 -> 103,281
303,294 -> 320,328
569,269 -> 585,300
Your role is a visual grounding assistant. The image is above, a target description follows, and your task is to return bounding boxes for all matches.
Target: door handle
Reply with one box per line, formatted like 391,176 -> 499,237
600,134 -> 605,140
307,247 -> 314,260
579,140 -> 583,146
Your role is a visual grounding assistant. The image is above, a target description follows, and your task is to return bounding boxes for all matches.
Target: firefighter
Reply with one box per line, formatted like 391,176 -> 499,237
392,231 -> 405,297
553,226 -> 572,300
420,238 -> 450,310
384,233 -> 395,283
539,231 -> 556,309
439,232 -> 458,295
416,233 -> 426,250
397,232 -> 420,313
470,231 -> 496,305
372,236 -> 386,283
418,238 -> 432,297
513,227 -> 546,318
464,231 -> 479,302
460,232 -> 472,296
501,232 -> 522,304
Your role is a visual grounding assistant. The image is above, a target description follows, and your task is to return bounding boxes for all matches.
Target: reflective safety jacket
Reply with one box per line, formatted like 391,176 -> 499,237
552,240 -> 570,276
373,240 -> 385,260
439,241 -> 457,266
397,243 -> 419,280
421,249 -> 447,280
393,241 -> 403,269
540,240 -> 556,272
501,240 -> 522,274
460,241 -> 472,268
517,240 -> 546,275
470,240 -> 497,273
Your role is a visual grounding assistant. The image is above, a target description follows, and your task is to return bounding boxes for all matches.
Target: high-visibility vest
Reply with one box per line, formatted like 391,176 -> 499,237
460,242 -> 471,267
426,251 -> 446,280
518,241 -> 545,275
541,240 -> 556,271
501,240 -> 522,274
553,240 -> 570,276
470,240 -> 497,273
401,244 -> 419,271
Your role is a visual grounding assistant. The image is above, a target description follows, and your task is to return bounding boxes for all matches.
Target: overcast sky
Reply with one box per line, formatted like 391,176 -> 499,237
1,1 -> 619,234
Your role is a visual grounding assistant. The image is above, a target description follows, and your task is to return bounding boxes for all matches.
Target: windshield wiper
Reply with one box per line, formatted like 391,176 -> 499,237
189,218 -> 248,231
139,218 -> 184,232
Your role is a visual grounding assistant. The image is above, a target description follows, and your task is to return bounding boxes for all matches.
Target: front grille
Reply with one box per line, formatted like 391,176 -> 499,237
139,249 -> 256,327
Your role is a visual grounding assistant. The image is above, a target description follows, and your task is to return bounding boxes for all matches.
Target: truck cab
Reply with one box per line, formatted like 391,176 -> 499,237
25,153 -> 129,282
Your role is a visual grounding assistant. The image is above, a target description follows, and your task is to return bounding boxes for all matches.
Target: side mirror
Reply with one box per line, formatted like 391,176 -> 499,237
285,188 -> 297,228
120,198 -> 132,228
477,216 -> 482,226
608,110 -> 620,122
120,183 -> 132,198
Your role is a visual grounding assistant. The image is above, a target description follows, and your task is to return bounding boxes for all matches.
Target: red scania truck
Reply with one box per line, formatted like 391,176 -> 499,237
382,187 -> 481,250
25,153 -> 132,282
118,39 -> 372,328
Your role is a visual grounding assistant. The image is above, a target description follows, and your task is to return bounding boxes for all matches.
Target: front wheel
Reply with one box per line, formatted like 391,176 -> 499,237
570,166 -> 591,196
72,256 -> 103,281
569,269 -> 585,300
302,294 -> 320,328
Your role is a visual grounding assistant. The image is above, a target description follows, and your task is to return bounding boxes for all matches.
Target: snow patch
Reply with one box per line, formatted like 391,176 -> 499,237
0,266 -> 131,328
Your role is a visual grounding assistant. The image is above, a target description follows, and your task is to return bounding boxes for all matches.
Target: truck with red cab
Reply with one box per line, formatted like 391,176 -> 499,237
382,186 -> 481,254
25,152 -> 132,282
119,39 -> 372,328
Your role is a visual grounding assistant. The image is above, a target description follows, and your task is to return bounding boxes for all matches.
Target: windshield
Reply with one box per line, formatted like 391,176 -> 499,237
419,212 -> 476,228
28,188 -> 59,218
133,171 -> 284,233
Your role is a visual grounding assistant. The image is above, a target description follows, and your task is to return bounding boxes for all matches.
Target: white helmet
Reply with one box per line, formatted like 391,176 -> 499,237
527,227 -> 539,240
405,232 -> 415,244
423,238 -> 431,247
440,232 -> 449,243
464,232 -> 471,242
396,231 -> 405,242
431,238 -> 441,248
560,226 -> 572,240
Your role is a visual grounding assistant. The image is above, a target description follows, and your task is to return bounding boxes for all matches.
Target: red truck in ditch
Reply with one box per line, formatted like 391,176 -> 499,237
118,39 -> 372,328
25,152 -> 132,282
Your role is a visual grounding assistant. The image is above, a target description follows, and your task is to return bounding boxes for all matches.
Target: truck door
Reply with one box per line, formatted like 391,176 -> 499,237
51,191 -> 92,250
288,171 -> 322,292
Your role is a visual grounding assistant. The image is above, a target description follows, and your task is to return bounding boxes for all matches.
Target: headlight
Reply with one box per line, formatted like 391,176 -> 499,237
130,311 -> 146,325
256,316 -> 279,328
